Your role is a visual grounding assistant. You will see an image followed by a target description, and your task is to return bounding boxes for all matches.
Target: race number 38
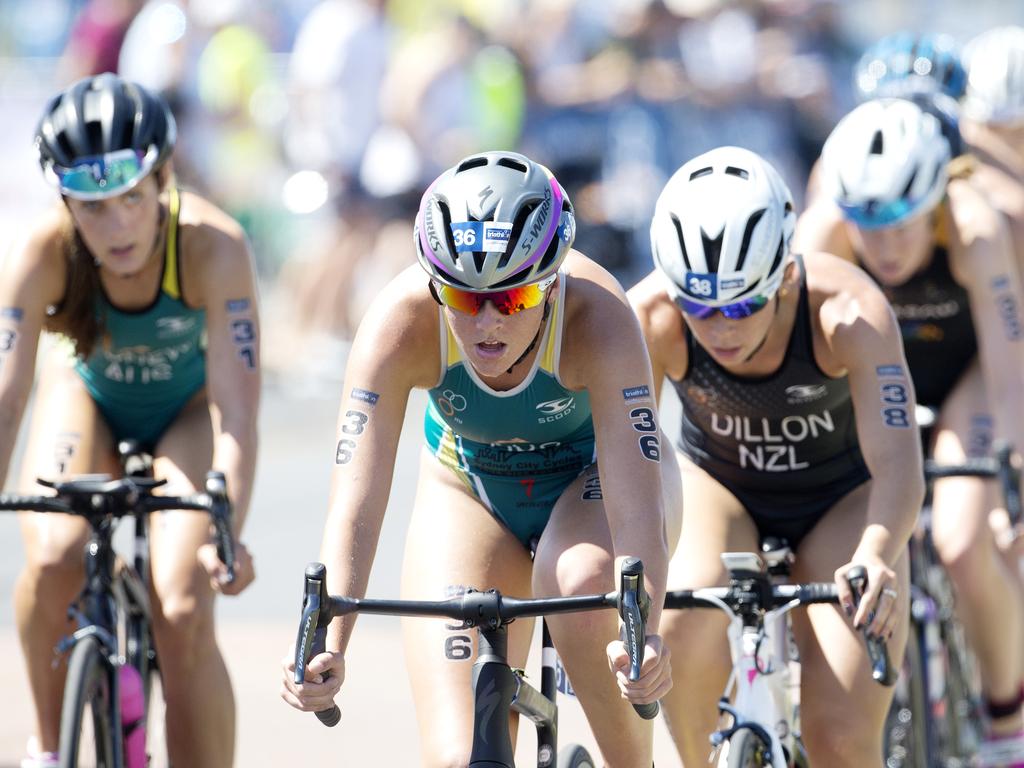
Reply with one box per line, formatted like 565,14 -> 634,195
688,276 -> 713,297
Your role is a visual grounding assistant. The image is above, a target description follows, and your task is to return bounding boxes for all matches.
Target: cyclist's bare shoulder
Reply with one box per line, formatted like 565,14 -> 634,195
347,264 -> 441,391
559,251 -> 649,385
4,205 -> 68,306
175,191 -> 253,299
793,199 -> 853,263
945,177 -> 1005,245
627,269 -> 686,374
804,251 -> 896,365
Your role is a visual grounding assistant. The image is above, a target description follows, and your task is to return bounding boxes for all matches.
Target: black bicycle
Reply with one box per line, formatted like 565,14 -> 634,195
294,557 -> 659,767
0,440 -> 236,768
884,437 -> 1021,768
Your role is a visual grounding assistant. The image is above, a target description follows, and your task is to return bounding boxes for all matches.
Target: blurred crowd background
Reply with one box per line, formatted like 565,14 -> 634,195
1,0 -> 1021,390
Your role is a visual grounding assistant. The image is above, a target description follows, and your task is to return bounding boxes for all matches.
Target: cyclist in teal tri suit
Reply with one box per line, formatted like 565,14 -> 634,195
282,150 -> 681,767
0,74 -> 257,768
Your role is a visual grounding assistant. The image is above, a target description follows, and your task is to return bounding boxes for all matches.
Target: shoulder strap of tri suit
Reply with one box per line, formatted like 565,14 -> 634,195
538,272 -> 566,374
161,188 -> 182,300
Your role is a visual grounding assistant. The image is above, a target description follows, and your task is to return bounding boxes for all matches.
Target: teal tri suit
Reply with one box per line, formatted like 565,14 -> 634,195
424,276 -> 596,548
72,188 -> 207,447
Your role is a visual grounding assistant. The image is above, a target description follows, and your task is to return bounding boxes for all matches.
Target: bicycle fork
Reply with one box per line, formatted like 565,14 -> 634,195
712,618 -> 793,766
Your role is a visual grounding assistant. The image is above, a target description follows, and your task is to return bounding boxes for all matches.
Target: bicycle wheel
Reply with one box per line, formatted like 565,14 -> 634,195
883,620 -> 928,768
725,730 -> 772,768
59,636 -> 116,768
940,619 -> 984,764
557,743 -> 596,767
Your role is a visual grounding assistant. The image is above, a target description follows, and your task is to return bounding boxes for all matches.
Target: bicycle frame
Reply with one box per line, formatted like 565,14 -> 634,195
702,589 -> 802,767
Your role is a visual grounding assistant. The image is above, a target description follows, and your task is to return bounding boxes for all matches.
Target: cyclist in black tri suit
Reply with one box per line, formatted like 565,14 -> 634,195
630,146 -> 923,767
796,96 -> 1024,755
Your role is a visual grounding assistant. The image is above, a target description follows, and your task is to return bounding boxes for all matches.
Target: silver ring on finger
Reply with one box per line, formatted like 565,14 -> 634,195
882,587 -> 898,600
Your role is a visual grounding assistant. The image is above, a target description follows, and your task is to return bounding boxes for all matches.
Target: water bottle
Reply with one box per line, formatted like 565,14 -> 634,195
118,664 -> 146,768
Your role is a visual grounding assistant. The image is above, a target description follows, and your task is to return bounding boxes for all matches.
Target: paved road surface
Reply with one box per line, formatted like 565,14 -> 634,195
0,374 -> 684,765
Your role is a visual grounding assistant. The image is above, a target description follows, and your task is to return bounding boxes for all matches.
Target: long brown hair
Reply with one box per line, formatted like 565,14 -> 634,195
45,214 -> 104,359
45,167 -> 172,359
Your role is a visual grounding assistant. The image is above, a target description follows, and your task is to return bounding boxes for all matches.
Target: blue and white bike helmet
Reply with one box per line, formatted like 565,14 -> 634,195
854,32 -> 967,102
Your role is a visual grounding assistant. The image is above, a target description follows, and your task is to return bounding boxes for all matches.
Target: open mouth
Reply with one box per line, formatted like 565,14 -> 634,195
475,340 -> 507,359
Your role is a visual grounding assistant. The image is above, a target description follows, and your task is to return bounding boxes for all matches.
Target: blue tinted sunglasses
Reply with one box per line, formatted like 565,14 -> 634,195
839,198 -> 919,230
675,292 -> 773,320
49,146 -> 158,201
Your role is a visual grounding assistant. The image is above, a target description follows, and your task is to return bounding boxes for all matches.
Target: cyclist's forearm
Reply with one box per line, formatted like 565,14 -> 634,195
211,423 -> 257,534
0,396 -> 29,490
320,500 -> 388,653
855,481 -> 922,565
609,518 -> 669,631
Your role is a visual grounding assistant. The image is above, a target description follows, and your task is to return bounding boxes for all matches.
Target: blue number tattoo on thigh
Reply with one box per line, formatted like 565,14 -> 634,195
992,275 -> 1023,341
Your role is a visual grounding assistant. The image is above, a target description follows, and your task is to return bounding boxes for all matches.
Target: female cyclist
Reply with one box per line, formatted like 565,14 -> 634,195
0,74 -> 257,768
795,97 -> 1024,757
280,150 -> 679,767
629,146 -> 923,767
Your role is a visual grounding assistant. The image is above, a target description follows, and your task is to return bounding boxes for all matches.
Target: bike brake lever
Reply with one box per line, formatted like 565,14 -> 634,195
618,557 -> 660,720
846,565 -> 896,686
204,471 -> 236,583
295,562 -> 341,727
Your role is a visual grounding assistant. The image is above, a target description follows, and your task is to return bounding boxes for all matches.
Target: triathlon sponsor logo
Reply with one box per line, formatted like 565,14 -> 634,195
536,396 -> 576,423
622,385 -> 651,402
100,341 -> 196,385
892,300 -> 960,320
711,410 -> 836,472
876,365 -> 904,378
351,388 -> 379,406
785,384 -> 827,404
155,315 -> 197,338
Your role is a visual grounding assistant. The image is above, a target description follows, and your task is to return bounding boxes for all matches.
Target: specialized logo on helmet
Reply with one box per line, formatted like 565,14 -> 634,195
521,186 -> 552,252
536,396 -> 576,423
785,384 -> 828,404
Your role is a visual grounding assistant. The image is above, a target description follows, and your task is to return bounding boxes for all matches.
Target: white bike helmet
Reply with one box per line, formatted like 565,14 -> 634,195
651,146 -> 795,307
414,151 -> 575,290
821,98 -> 950,230
963,26 -> 1024,124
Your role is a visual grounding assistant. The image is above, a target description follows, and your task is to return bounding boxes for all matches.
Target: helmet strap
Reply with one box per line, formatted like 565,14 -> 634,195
505,298 -> 552,375
742,295 -> 780,364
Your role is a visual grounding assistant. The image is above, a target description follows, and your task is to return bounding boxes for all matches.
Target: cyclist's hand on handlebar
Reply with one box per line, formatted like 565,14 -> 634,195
606,634 -> 672,705
835,556 -> 898,640
280,648 -> 344,713
198,539 -> 255,595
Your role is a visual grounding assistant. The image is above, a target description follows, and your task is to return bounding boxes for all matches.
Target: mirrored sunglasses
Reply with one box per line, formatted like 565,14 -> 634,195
51,146 -> 158,201
432,274 -> 556,316
675,292 -> 773,320
839,198 -> 919,230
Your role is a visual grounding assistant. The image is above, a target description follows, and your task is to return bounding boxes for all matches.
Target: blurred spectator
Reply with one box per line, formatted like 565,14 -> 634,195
56,0 -> 144,82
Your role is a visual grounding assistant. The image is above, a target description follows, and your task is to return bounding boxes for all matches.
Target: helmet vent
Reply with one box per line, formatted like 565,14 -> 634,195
767,234 -> 785,280
437,201 -> 460,264
900,169 -> 918,199
456,157 -> 488,173
498,200 -> 539,269
701,228 -> 724,273
870,130 -> 884,155
784,201 -> 793,214
473,251 -> 487,273
736,209 -> 766,271
724,166 -> 749,179
496,157 -> 527,173
689,166 -> 713,180
670,214 -> 692,271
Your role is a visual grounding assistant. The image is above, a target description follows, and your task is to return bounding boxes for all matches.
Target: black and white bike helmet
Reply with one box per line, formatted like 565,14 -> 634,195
35,73 -> 176,200
821,98 -> 950,230
963,26 -> 1024,124
650,146 -> 795,307
415,151 -> 575,290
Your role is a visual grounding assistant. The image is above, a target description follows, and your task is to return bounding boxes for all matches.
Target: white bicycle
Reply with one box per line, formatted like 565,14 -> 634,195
664,541 -> 894,767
